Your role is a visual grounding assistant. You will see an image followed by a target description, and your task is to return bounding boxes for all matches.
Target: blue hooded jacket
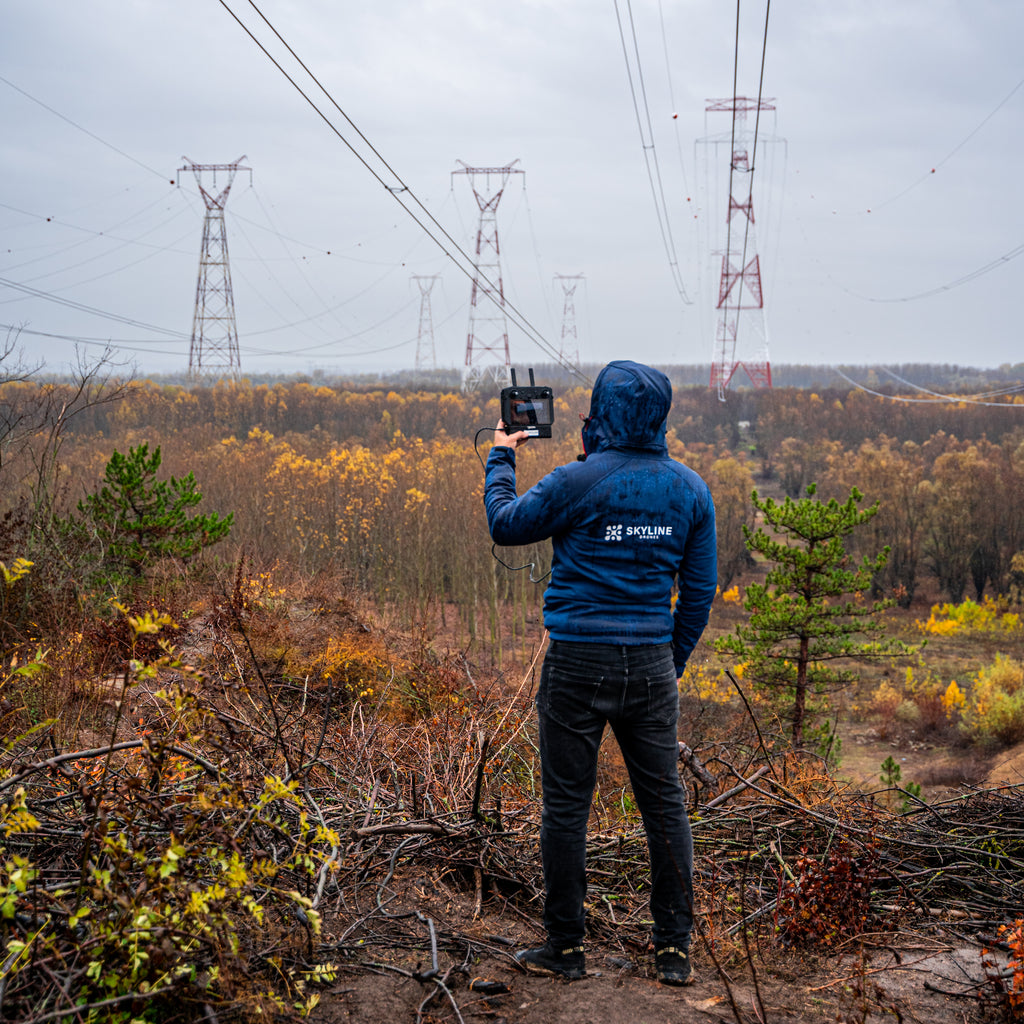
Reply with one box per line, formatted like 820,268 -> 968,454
485,360 -> 718,674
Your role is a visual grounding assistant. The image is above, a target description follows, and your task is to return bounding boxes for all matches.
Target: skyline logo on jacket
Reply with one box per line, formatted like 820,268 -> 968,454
603,522 -> 673,542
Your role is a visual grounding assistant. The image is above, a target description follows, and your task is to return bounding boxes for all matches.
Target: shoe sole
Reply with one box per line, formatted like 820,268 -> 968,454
657,971 -> 695,986
518,960 -> 585,981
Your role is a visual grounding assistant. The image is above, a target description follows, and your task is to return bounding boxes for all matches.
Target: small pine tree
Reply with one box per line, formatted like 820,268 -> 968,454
74,443 -> 232,578
716,484 -> 918,751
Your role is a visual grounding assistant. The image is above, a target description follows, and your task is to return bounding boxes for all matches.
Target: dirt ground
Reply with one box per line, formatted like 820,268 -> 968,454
311,596 -> 1020,1023
303,707 -> 1024,1024
309,909 -> 998,1024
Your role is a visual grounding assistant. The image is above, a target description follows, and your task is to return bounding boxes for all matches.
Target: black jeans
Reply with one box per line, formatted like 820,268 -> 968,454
536,640 -> 694,949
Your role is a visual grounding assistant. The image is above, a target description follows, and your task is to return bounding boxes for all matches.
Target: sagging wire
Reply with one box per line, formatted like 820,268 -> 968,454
833,367 -> 1024,408
871,73 -> 1024,212
718,0 -> 773,401
614,0 -> 692,305
219,0 -> 589,385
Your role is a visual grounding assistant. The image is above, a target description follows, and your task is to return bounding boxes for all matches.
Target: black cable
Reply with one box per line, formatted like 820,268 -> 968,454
722,0 -> 742,317
0,324 -> 185,356
0,74 -> 170,181
736,0 -> 772,302
613,0 -> 692,305
0,276 -> 187,337
718,0 -> 772,398
872,73 -> 1024,211
473,426 -> 551,584
880,368 -> 1024,402
852,241 -> 1024,302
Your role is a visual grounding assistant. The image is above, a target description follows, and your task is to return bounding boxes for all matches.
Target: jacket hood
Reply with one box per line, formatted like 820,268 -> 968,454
581,360 -> 672,455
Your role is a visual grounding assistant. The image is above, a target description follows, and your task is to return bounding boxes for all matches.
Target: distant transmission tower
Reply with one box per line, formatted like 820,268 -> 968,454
554,274 -> 584,365
179,155 -> 251,379
706,99 -> 774,399
451,160 -> 524,391
412,274 -> 439,376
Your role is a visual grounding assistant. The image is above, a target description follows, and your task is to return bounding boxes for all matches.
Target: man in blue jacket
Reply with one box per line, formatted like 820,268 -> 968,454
485,360 -> 717,985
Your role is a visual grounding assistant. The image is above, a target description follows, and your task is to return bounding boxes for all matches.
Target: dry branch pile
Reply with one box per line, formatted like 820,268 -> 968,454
1,604 -> 1022,1022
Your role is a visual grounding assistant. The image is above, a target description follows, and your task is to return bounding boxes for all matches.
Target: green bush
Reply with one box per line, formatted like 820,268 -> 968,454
960,654 -> 1024,747
0,609 -> 337,1021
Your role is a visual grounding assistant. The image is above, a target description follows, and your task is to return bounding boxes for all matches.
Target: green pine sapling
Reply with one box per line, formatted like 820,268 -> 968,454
75,443 -> 232,578
716,484 -> 918,754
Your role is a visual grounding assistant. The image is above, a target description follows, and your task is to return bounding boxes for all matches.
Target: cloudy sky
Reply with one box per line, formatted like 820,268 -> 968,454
1,1 -> 1021,380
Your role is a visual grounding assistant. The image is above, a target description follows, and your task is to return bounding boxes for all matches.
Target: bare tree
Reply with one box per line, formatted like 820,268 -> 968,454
0,333 -> 135,557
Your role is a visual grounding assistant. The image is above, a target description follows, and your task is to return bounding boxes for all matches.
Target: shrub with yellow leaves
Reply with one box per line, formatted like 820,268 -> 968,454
959,654 -> 1024,747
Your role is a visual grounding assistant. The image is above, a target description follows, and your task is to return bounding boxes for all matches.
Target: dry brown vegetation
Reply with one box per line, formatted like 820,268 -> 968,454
1,365 -> 1023,1023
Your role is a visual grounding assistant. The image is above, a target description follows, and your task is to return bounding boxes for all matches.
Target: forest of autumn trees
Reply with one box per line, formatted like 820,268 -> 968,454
2,375 -> 1023,651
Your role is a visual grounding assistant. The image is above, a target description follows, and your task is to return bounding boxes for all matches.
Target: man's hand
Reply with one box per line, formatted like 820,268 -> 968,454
494,420 -> 529,451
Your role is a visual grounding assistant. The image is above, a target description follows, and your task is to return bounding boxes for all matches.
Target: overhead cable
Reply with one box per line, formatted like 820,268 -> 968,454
880,367 -> 1024,403
725,0 -> 772,325
614,0 -> 692,304
851,241 -> 1024,303
0,276 -> 187,338
0,74 -> 170,181
1,324 -> 185,356
873,73 -> 1024,211
833,367 -> 1023,408
216,0 -> 589,383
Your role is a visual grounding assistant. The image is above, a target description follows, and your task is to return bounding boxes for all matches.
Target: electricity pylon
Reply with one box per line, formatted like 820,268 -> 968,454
412,274 -> 439,376
705,99 -> 774,398
451,160 -> 523,392
554,273 -> 584,365
179,155 -> 251,379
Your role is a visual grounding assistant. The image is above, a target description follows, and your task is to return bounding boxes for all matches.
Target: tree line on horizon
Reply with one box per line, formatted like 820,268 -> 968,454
2,371 -> 1023,654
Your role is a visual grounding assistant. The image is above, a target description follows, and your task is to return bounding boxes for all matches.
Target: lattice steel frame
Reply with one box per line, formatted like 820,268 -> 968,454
451,160 -> 523,391
179,156 -> 250,379
412,274 -> 439,375
554,273 -> 584,366
705,100 -> 774,398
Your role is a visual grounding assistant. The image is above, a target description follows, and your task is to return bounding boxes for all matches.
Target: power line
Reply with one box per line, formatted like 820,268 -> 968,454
0,324 -> 185,353
873,73 -> 1024,211
614,0 -> 692,304
832,367 -> 1024,408
0,74 -> 170,181
709,0 -> 775,397
656,0 -> 691,200
216,0 -> 588,383
6,220 -> 194,292
880,367 -> 1024,403
0,276 -> 187,337
848,241 -> 1024,303
0,193 -> 194,275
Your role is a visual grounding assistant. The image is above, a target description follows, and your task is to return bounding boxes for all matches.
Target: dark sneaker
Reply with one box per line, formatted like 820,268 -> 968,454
655,945 -> 693,986
515,942 -> 585,980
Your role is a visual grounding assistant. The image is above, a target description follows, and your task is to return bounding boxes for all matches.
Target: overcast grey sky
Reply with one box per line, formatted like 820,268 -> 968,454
1,1 -> 1021,380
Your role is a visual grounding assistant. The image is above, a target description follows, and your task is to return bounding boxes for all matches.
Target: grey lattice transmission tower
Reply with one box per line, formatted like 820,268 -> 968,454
554,274 -> 584,365
451,160 -> 524,391
412,275 -> 439,375
179,156 -> 251,379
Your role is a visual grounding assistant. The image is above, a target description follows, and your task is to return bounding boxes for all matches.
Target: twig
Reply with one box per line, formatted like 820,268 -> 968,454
726,670 -> 779,781
354,822 -> 448,838
678,742 -> 716,787
25,986 -> 178,1024
0,740 -> 221,793
703,766 -> 771,810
